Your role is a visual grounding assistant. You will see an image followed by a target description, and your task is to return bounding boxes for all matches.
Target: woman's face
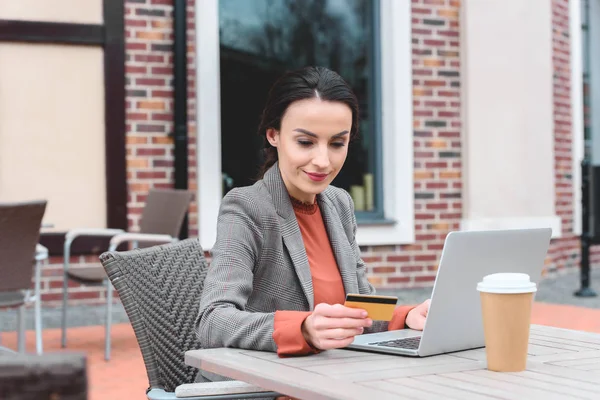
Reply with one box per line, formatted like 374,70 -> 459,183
266,97 -> 352,204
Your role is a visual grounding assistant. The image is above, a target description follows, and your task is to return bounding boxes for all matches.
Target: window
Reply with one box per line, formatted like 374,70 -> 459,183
196,0 -> 414,248
218,0 -> 383,219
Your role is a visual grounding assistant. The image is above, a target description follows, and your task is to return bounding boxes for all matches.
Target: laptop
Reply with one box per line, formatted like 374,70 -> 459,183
346,228 -> 552,357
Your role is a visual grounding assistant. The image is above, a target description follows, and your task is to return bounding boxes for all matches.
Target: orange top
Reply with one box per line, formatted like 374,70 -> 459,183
272,198 -> 414,357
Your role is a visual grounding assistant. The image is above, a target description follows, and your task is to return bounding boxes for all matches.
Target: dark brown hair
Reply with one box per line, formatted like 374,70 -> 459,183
257,66 -> 359,177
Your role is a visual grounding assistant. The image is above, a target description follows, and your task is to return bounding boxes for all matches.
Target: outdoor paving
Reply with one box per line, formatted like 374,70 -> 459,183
1,324 -> 146,400
1,267 -> 599,399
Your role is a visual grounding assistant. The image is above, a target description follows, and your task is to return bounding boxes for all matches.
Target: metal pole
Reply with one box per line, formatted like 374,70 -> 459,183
173,0 -> 189,239
576,159 -> 597,296
575,0 -> 597,297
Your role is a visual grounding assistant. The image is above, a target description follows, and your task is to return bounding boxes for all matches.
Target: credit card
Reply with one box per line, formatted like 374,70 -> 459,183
344,294 -> 398,321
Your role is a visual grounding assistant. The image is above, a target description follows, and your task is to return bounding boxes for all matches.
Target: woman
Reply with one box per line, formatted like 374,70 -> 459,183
196,66 -> 430,364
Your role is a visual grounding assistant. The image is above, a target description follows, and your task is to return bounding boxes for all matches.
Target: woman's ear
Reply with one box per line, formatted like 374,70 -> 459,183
266,128 -> 279,147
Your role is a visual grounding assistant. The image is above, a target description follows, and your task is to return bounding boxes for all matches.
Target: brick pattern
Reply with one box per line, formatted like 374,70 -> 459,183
38,0 -> 595,306
186,0 -> 198,237
123,0 -> 197,233
545,0 -> 581,277
365,0 -> 462,288
125,0 -> 176,229
38,0 -> 197,306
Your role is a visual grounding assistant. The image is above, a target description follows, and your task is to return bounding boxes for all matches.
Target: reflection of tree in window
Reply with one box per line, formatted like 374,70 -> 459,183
219,0 -> 379,214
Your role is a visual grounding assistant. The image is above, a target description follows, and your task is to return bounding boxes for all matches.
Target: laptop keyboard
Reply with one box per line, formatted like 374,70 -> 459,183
368,336 -> 421,350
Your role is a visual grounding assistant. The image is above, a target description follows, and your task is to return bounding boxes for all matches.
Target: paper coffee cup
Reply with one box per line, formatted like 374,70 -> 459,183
477,273 -> 536,372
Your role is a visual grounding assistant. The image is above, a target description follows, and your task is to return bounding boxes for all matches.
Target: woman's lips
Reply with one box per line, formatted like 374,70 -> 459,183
305,171 -> 329,182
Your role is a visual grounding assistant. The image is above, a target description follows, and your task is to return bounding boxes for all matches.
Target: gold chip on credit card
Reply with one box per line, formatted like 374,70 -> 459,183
344,294 -> 398,321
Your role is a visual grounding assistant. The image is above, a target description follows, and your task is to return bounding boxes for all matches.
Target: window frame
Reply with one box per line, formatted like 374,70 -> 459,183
356,0 -> 385,221
195,0 -> 414,248
572,0 -> 584,236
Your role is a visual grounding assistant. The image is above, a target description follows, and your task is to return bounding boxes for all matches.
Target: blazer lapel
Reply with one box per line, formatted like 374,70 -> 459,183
263,164 -> 315,310
318,192 -> 359,295
281,217 -> 315,310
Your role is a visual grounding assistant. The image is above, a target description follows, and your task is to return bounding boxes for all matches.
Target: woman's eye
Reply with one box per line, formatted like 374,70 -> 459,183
298,141 -> 313,147
331,142 -> 346,148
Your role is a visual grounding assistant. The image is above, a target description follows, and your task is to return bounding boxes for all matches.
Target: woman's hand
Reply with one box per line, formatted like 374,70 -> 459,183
301,303 -> 372,350
405,299 -> 431,330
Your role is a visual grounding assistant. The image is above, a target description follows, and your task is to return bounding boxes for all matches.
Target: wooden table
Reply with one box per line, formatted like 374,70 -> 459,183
185,325 -> 600,400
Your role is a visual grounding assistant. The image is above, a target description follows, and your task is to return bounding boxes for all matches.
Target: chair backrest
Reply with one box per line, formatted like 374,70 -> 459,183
99,238 -> 206,392
139,189 -> 194,237
0,201 -> 47,292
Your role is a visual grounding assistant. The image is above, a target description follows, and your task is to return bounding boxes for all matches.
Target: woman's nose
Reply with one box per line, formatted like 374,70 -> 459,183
312,146 -> 330,169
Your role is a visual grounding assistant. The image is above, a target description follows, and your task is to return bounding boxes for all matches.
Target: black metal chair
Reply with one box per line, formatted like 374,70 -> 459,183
99,238 -> 280,399
0,200 -> 47,354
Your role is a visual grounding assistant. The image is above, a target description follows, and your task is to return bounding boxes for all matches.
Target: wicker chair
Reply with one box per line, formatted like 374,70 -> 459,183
0,200 -> 47,355
61,188 -> 194,361
99,238 -> 280,399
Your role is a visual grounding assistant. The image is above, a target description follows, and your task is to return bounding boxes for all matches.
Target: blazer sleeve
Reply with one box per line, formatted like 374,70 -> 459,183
195,188 -> 277,352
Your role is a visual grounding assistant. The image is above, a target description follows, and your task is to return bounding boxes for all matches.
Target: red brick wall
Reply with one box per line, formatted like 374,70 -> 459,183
365,0 -> 584,287
364,0 -> 462,288
39,0 -> 197,306
41,0 -> 591,306
546,0 -> 600,279
546,0 -> 580,276
124,0 -> 197,235
186,1 -> 198,237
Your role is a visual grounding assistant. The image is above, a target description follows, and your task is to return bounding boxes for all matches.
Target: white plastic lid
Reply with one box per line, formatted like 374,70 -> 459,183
476,273 -> 537,294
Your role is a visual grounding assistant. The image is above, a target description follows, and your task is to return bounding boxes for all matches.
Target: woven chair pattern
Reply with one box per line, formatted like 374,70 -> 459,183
99,238 -> 206,392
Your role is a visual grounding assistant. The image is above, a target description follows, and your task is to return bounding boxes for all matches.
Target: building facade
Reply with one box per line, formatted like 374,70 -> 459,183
0,0 -> 594,306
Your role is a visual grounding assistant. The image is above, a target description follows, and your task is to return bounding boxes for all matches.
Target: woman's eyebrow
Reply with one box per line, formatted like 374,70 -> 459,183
293,128 -> 349,138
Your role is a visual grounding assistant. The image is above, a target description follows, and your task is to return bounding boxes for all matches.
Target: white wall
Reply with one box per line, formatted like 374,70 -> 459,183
460,0 -> 561,237
0,0 -> 103,24
0,44 -> 107,230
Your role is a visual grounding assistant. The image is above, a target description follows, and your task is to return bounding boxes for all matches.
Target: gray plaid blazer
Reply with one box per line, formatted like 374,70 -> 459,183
196,163 -> 387,358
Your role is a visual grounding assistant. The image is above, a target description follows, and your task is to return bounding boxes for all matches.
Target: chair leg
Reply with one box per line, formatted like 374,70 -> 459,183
35,307 -> 43,355
35,259 -> 44,355
61,273 -> 69,348
17,305 -> 26,353
105,279 -> 113,361
62,241 -> 71,349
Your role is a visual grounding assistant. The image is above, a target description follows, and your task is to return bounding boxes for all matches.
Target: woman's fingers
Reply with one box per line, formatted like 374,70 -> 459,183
307,303 -> 374,350
315,303 -> 368,319
422,299 -> 431,316
318,327 -> 364,340
313,316 -> 372,330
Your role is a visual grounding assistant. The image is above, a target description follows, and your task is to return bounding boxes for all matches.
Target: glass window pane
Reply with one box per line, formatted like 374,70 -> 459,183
219,0 -> 382,216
